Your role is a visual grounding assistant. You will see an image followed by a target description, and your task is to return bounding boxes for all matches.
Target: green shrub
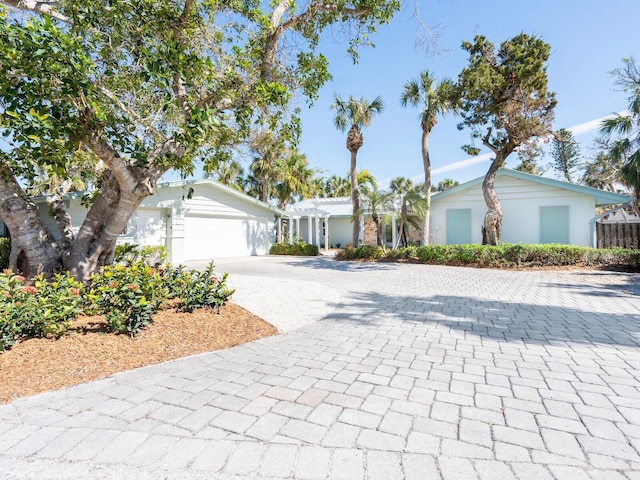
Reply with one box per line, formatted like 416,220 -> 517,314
357,244 -> 384,259
163,262 -> 235,313
88,261 -> 168,337
0,270 -> 84,352
269,242 -> 319,256
0,237 -> 9,270
336,242 -> 640,270
335,244 -> 384,260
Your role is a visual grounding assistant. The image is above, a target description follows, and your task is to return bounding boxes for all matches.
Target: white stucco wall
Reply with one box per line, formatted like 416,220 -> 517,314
430,176 -> 597,246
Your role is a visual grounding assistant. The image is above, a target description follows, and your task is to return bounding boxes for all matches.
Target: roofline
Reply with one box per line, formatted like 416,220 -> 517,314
157,178 -> 286,216
33,178 -> 285,216
432,168 -> 633,206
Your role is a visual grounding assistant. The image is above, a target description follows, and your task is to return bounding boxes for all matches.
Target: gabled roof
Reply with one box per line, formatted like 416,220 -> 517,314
34,178 -> 286,216
431,169 -> 633,207
156,178 -> 286,215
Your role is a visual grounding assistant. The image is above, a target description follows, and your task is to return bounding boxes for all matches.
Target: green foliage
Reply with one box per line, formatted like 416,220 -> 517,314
0,244 -> 237,348
88,261 -> 167,337
270,242 -> 319,256
114,243 -> 167,266
162,262 -> 234,313
0,270 -> 84,352
0,9 -> 94,178
337,244 -> 384,260
455,33 -> 557,161
331,95 -> 384,133
551,128 -> 581,182
0,237 -> 9,270
336,243 -> 640,269
600,57 -> 640,201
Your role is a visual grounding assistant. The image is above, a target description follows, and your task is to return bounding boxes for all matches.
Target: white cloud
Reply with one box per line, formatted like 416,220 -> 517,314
408,112 -> 632,182
405,153 -> 494,184
432,153 -> 493,175
568,111 -> 629,137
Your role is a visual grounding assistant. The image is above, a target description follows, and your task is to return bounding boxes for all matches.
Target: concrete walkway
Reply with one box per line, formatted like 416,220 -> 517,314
2,256 -> 640,479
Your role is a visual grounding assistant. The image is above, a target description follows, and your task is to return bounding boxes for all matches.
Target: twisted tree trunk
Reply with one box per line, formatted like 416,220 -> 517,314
481,157 -> 504,245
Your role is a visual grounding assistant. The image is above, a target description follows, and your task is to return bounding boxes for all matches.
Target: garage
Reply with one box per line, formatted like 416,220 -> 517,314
184,214 -> 269,260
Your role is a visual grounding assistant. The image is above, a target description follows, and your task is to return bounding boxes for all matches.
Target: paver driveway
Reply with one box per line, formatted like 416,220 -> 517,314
1,256 -> 640,479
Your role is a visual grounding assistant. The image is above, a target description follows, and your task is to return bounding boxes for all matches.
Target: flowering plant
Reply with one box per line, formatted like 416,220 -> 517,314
162,262 -> 234,313
88,261 -> 168,336
0,270 -> 84,351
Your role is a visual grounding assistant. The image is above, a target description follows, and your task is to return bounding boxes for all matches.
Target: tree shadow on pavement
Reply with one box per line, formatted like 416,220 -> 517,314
322,291 -> 640,349
542,272 -> 640,297
286,256 -> 397,272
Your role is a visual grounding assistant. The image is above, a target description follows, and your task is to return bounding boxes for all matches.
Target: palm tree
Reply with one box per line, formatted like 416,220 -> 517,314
210,159 -> 244,191
360,186 -> 393,246
357,169 -> 378,193
401,70 -> 454,245
272,150 -> 314,210
325,174 -> 350,197
600,57 -> 640,206
331,94 -> 384,246
431,178 -> 460,192
249,130 -> 285,203
390,177 -> 427,247
308,176 -> 328,199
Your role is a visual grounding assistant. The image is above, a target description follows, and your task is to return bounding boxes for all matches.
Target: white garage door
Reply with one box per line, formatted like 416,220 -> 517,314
184,215 -> 268,260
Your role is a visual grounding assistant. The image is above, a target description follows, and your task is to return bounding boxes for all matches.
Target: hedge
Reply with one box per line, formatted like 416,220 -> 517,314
269,243 -> 319,256
336,243 -> 640,269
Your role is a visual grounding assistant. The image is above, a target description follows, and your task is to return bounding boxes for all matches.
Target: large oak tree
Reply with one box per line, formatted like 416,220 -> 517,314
0,0 -> 401,279
455,33 -> 556,245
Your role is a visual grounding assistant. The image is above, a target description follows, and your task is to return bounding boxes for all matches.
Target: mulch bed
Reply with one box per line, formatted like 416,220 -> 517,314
0,303 -> 277,404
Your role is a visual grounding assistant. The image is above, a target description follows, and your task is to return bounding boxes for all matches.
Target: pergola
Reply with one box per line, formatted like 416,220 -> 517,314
286,206 -> 331,253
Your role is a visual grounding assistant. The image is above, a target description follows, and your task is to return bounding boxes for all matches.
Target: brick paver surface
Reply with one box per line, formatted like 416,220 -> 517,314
1,256 -> 640,479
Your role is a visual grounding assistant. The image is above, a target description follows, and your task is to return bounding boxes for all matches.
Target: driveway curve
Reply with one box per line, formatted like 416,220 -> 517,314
1,256 -> 640,479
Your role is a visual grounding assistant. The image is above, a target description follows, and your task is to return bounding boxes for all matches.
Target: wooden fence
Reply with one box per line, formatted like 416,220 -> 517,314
596,222 -> 640,249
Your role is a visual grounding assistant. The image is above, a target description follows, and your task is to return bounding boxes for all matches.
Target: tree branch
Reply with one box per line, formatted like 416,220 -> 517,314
482,127 -> 498,153
261,1 -> 370,81
84,127 -> 139,194
172,73 -> 192,119
96,85 -> 168,141
1,0 -> 70,23
180,0 -> 195,22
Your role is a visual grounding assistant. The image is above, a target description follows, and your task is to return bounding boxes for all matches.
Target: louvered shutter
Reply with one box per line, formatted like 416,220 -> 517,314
446,209 -> 472,244
540,206 -> 569,244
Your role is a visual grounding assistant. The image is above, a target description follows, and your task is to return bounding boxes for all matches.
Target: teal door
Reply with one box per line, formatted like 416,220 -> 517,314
540,205 -> 569,244
446,209 -> 472,244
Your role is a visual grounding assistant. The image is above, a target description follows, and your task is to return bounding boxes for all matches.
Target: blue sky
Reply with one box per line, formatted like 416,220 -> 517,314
296,0 -> 639,188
